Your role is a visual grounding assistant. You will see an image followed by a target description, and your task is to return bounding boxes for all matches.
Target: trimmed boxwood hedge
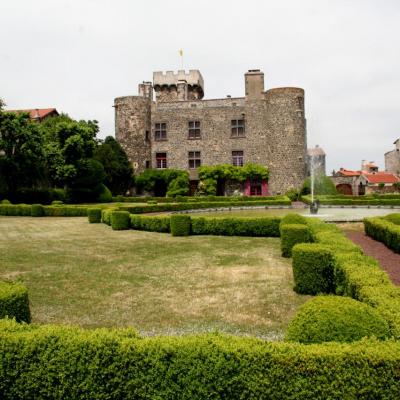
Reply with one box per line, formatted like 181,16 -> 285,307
302,194 -> 400,206
286,295 -> 390,344
0,281 -> 30,323
113,195 -> 291,203
364,217 -> 400,253
130,215 -> 171,233
87,208 -> 102,223
170,215 -> 191,236
191,216 -> 281,237
0,204 -> 88,217
292,243 -> 335,295
280,224 -> 311,257
31,204 -> 44,217
1,319 -> 400,399
110,211 -> 130,231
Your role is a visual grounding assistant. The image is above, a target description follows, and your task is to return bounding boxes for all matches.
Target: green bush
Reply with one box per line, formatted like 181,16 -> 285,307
191,217 -> 281,237
301,194 -> 400,206
43,206 -> 88,217
96,183 -> 113,203
51,200 -> 64,206
286,296 -> 390,344
110,211 -> 130,230
0,204 -> 32,216
364,217 -> 400,253
0,199 -> 11,204
130,215 -> 171,232
170,215 -> 191,236
301,176 -> 337,196
1,319 -> 400,399
384,213 -> 400,225
280,224 -> 312,257
285,188 -> 300,201
292,243 -> 334,295
147,200 -> 157,205
0,281 -> 30,323
87,208 -> 102,223
279,213 -> 307,231
31,204 -> 44,217
101,208 -> 115,226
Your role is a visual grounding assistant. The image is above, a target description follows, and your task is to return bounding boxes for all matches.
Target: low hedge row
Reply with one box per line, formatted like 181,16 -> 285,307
113,195 -> 290,203
0,282 -> 30,323
87,208 -> 102,223
118,199 -> 291,214
302,194 -> 400,206
110,211 -> 130,230
130,215 -> 171,232
191,216 -> 281,237
0,204 -> 88,217
1,318 -> 400,399
384,213 -> 400,225
364,217 -> 400,253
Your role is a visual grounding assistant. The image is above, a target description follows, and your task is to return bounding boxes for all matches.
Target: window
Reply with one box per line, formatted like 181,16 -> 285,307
188,151 -> 201,169
145,130 -> 150,141
232,151 -> 244,167
155,123 -> 167,140
188,121 -> 201,139
231,119 -> 245,137
156,153 -> 167,169
145,160 -> 150,169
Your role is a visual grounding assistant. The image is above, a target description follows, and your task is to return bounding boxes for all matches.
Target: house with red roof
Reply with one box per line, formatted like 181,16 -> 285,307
331,161 -> 400,195
5,108 -> 58,122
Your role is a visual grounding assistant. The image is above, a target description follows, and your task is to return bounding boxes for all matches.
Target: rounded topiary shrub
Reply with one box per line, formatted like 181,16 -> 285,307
286,296 -> 390,344
1,199 -> 11,204
0,281 -> 31,323
51,200 -> 64,206
110,211 -> 130,230
31,204 -> 44,217
170,215 -> 191,236
88,208 -> 102,223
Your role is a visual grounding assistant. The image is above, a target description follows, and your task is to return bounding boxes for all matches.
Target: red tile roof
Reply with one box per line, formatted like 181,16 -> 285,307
338,168 -> 361,177
363,172 -> 400,184
6,108 -> 58,120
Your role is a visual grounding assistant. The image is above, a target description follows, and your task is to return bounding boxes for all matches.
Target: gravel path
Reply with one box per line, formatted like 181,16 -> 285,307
344,230 -> 400,285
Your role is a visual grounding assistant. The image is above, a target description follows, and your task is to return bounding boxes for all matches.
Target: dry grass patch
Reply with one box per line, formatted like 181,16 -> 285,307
0,217 -> 309,339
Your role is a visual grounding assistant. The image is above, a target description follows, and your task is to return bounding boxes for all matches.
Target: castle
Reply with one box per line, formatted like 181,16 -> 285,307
114,69 -> 307,195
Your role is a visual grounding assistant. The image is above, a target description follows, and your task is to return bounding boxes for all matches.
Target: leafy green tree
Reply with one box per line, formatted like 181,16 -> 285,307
301,175 -> 337,196
0,109 -> 45,193
93,136 -> 133,195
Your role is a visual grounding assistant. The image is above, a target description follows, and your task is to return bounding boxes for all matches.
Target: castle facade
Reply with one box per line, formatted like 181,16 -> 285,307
114,69 -> 307,195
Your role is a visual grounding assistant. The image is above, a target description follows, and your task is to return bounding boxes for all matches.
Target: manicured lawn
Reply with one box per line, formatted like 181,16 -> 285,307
0,217 -> 309,339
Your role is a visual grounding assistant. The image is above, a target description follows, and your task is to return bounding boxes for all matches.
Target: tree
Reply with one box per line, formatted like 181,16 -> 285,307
0,110 -> 45,193
301,176 -> 337,196
93,136 -> 133,195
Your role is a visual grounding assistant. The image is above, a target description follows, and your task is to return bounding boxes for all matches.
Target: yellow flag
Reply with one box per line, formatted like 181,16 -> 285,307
179,49 -> 183,57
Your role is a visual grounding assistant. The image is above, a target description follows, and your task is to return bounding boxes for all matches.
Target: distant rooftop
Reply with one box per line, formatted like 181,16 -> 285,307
5,108 -> 58,120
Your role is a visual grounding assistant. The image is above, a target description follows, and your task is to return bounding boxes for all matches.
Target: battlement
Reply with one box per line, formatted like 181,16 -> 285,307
153,70 -> 204,89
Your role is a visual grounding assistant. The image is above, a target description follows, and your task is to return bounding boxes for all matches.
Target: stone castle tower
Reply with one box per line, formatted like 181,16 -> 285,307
115,69 -> 307,194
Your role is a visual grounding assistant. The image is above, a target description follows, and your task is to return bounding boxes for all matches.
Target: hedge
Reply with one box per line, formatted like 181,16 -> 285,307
0,204 -> 88,217
170,215 -> 191,236
0,282 -> 30,323
87,208 -> 102,223
286,295 -> 390,344
31,204 -> 44,217
279,213 -> 308,229
113,195 -> 291,203
292,243 -> 335,295
364,217 -> 400,253
101,208 -> 116,226
130,215 -> 171,233
302,194 -> 400,206
280,224 -> 311,257
191,217 -> 281,237
384,213 -> 400,225
117,199 -> 291,214
1,319 -> 400,399
110,211 -> 130,230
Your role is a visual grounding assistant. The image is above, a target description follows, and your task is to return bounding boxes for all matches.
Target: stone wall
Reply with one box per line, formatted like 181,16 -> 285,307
114,73 -> 308,195
385,149 -> 400,174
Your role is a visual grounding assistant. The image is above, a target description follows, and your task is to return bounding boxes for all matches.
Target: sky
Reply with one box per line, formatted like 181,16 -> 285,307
1,0 -> 399,174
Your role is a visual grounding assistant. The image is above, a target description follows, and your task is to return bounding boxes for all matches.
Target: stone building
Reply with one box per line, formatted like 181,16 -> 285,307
307,145 -> 326,177
114,69 -> 307,195
385,139 -> 400,175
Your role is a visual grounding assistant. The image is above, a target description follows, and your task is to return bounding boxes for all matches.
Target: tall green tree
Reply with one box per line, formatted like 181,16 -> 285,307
0,109 -> 45,193
93,136 -> 133,195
